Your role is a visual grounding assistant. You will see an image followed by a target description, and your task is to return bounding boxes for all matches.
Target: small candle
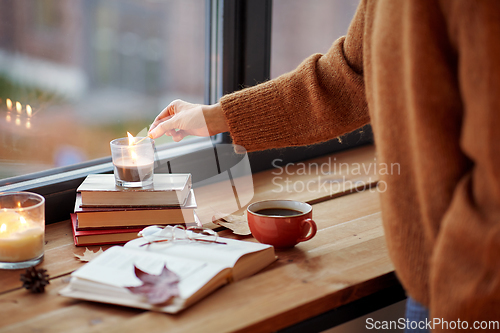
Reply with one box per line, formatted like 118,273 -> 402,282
0,211 -> 44,262
0,192 -> 45,269
110,133 -> 155,188
6,98 -> 12,123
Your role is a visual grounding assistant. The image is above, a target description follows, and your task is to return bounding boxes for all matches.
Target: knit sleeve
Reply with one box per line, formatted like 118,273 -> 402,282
429,0 -> 500,326
219,1 -> 369,153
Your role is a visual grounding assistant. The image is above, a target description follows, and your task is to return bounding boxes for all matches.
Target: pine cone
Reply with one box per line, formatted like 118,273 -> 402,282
20,267 -> 50,293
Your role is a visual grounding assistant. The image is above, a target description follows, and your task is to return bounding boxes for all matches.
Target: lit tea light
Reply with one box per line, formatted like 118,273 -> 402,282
0,192 -> 45,269
5,100 -> 34,127
6,98 -> 12,122
110,132 -> 155,187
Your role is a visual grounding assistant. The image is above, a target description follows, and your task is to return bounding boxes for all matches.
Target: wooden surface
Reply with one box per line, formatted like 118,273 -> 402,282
0,145 -> 398,333
195,144 -> 379,227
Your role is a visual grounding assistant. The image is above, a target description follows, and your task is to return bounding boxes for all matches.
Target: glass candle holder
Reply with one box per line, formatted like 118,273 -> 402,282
110,137 -> 155,188
0,192 -> 45,269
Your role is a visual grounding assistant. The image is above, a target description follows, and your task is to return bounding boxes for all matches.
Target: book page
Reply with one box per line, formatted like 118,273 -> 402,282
125,233 -> 272,268
71,246 -> 227,300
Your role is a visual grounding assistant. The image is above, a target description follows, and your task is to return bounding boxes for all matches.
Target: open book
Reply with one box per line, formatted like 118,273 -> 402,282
59,230 -> 276,313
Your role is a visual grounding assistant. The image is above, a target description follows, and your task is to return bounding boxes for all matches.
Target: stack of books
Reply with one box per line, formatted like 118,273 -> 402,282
71,173 -> 199,246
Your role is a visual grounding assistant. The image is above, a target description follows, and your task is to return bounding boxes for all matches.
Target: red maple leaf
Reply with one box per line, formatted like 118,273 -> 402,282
126,264 -> 180,305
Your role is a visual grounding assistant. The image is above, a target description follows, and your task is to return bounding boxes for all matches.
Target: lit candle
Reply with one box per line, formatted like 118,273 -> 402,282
15,101 -> 22,126
6,98 -> 12,123
110,132 -> 155,187
26,105 -> 33,129
0,210 -> 44,262
0,192 -> 45,269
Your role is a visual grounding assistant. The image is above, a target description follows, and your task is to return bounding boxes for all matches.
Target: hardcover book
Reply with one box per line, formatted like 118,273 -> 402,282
71,214 -> 143,246
74,189 -> 197,229
77,174 -> 192,207
70,212 -> 202,246
60,231 -> 276,313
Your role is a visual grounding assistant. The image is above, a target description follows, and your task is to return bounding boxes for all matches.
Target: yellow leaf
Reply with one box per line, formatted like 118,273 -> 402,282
74,247 -> 104,262
213,214 -> 251,235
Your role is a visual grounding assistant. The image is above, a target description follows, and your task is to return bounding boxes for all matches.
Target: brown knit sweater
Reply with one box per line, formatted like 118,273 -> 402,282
220,0 -> 500,326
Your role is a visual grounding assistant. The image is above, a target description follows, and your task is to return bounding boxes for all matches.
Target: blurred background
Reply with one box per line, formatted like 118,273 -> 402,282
0,0 -> 356,180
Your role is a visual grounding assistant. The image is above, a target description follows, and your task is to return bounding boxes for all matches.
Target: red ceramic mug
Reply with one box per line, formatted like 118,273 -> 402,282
247,200 -> 317,248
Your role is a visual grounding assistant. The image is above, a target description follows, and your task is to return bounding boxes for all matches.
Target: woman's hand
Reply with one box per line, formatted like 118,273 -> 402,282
148,100 -> 229,141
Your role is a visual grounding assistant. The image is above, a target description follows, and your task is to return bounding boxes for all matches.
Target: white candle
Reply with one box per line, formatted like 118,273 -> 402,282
110,133 -> 155,187
0,210 -> 44,262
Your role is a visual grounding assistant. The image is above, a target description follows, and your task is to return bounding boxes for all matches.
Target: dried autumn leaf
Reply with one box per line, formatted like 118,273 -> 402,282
126,265 -> 180,305
74,247 -> 104,262
213,214 -> 251,235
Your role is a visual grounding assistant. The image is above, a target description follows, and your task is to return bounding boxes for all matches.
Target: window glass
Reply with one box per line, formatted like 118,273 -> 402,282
0,0 -> 205,180
271,0 -> 357,79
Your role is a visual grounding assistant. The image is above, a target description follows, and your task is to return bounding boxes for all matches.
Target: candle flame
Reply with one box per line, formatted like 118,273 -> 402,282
6,98 -> 12,110
16,101 -> 22,114
17,202 -> 21,208
131,150 -> 138,161
26,104 -> 32,117
127,132 -> 135,145
0,224 -> 6,233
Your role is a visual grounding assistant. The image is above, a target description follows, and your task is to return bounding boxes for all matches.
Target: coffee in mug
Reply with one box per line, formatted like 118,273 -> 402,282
247,200 -> 317,248
253,208 -> 302,216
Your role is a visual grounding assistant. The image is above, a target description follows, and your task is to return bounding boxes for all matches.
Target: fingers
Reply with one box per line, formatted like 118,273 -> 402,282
149,100 -> 184,133
149,115 -> 170,135
149,121 -> 186,142
148,99 -> 201,141
149,108 -> 173,133
149,116 -> 177,139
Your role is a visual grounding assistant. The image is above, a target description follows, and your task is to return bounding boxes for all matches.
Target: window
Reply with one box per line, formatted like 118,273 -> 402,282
245,0 -> 372,174
0,0 -> 206,181
271,0 -> 358,79
0,0 -> 371,223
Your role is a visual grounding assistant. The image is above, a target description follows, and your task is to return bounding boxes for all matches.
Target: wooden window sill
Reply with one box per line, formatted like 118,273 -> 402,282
0,144 -> 403,332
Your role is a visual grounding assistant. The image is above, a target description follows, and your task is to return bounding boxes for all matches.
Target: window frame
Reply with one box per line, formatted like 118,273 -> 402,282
218,0 -> 373,174
0,0 -> 373,224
